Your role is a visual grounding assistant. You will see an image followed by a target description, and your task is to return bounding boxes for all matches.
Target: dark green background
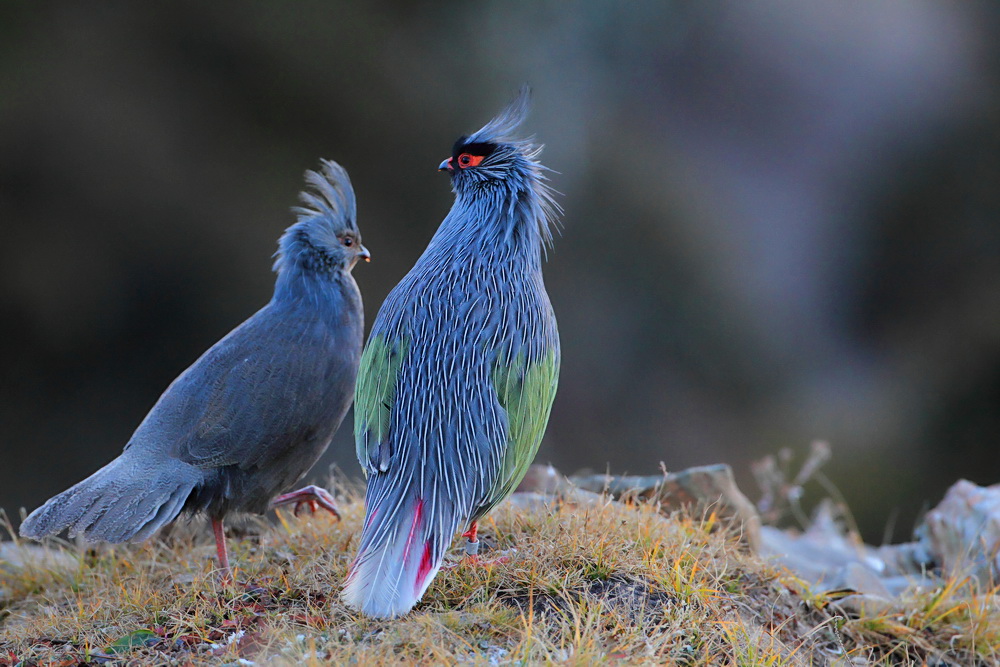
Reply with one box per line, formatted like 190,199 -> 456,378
2,2 -> 998,542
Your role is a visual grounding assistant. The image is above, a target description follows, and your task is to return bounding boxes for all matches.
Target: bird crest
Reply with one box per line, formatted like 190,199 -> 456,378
442,86 -> 561,248
274,160 -> 366,274
294,159 -> 358,235
465,84 -> 533,146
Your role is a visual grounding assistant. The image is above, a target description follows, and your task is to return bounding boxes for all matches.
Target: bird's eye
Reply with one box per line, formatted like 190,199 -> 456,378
341,236 -> 354,247
457,153 -> 483,169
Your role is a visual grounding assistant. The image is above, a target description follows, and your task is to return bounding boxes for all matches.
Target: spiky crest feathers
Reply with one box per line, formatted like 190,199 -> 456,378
274,159 -> 362,274
448,86 -> 561,248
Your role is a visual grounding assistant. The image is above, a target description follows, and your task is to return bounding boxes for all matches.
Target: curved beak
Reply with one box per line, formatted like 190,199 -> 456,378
438,157 -> 453,172
359,245 -> 371,262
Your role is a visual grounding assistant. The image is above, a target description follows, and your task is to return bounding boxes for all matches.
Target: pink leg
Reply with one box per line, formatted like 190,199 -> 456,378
212,518 -> 232,581
443,520 -> 512,569
462,521 -> 480,558
271,484 -> 340,520
444,521 -> 485,570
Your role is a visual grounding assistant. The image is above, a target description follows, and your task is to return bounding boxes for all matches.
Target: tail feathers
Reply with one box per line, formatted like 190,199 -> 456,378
19,455 -> 201,544
341,494 -> 461,619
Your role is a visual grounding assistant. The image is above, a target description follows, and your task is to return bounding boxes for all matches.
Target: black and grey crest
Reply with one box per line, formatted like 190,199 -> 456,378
451,137 -> 498,161
442,86 -> 534,174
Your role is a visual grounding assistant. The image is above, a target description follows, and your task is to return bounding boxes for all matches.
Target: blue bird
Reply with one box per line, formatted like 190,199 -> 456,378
20,160 -> 369,580
343,88 -> 561,618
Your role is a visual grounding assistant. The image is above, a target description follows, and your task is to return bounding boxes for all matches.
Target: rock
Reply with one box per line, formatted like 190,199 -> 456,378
570,464 -> 761,549
878,574 -> 936,598
759,501 -> 916,610
516,464 -> 567,495
912,479 -> 1000,585
870,540 -> 934,578
502,492 -> 558,511
0,541 -> 79,574
503,487 -> 612,512
760,501 -> 872,576
837,592 -> 895,616
838,562 -> 892,599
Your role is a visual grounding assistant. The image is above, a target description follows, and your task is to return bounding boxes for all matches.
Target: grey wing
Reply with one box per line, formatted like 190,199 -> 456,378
138,311 -> 341,470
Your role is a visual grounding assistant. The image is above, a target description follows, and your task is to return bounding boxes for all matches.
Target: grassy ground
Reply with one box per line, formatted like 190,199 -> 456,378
1,483 -> 998,666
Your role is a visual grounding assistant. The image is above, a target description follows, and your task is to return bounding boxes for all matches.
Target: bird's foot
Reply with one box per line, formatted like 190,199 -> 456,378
271,485 -> 341,520
472,550 -> 514,567
442,523 -> 515,570
442,550 -> 515,570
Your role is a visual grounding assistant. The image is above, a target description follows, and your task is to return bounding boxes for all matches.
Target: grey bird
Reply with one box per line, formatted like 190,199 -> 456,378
19,160 -> 369,579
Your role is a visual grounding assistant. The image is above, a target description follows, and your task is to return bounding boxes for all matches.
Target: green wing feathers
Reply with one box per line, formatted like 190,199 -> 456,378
354,334 -> 407,467
485,348 -> 560,513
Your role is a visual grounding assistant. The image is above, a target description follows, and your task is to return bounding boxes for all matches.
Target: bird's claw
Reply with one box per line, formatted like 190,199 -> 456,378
272,485 -> 341,521
292,499 -> 321,517
442,552 -> 513,570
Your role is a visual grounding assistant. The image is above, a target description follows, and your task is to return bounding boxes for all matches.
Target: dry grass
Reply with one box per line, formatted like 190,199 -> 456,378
1,483 -> 998,666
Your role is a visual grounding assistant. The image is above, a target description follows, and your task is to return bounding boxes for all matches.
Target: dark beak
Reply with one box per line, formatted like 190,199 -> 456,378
438,157 -> 453,172
359,245 -> 371,262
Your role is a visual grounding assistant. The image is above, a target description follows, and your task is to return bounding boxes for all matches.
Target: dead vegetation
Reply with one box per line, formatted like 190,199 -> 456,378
1,474 -> 998,666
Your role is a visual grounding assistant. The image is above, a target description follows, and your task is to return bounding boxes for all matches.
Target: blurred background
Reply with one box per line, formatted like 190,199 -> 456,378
1,2 -> 998,543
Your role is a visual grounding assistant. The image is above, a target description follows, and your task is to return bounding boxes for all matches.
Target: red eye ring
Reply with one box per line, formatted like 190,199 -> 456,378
457,153 -> 484,169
